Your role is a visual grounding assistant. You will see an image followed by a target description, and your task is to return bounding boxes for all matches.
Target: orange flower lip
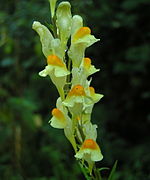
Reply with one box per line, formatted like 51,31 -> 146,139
47,55 -> 65,67
81,139 -> 99,150
73,27 -> 91,41
68,85 -> 86,96
51,108 -> 64,119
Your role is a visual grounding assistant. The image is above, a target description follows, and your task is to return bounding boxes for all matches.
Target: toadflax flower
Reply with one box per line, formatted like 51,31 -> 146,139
49,97 -> 69,128
39,54 -> 70,99
68,20 -> 100,67
71,58 -> 99,87
81,57 -> 100,77
50,108 -> 67,129
63,84 -> 92,115
50,97 -> 77,151
75,139 -> 103,162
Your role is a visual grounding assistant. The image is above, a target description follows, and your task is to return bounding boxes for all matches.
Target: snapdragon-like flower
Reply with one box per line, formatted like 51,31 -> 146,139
75,139 -> 103,162
71,58 -> 99,87
68,24 -> 100,67
39,54 -> 69,77
39,54 -> 70,99
50,97 -> 69,128
84,86 -> 104,115
82,57 -> 99,77
63,84 -> 92,115
88,86 -> 103,104
50,97 -> 77,151
50,108 -> 67,128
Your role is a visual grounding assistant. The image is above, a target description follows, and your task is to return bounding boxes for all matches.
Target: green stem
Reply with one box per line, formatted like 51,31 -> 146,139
94,166 -> 103,180
58,87 -> 65,100
79,162 -> 92,180
51,17 -> 57,38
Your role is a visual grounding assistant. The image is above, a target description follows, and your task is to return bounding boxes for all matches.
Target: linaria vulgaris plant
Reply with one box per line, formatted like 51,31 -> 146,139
32,0 -> 117,179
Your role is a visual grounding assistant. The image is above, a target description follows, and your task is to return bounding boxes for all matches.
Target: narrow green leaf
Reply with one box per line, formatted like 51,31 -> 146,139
108,160 -> 118,180
98,167 -> 110,172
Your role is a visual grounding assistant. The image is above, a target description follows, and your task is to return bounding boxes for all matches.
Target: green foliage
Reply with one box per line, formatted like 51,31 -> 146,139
0,0 -> 150,179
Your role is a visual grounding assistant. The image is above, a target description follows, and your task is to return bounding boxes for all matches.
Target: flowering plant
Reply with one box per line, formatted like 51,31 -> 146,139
32,0 -> 117,179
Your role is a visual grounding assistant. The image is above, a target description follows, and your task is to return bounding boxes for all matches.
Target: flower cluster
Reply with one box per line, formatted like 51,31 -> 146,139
32,0 -> 103,172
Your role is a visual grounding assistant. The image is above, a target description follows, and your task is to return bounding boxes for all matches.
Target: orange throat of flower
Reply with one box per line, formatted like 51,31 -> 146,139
81,139 -> 99,150
73,27 -> 91,41
47,55 -> 65,67
84,57 -> 92,69
51,108 -> 65,120
68,85 -> 86,96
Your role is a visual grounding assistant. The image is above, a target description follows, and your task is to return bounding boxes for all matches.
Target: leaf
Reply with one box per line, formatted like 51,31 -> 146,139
98,167 -> 110,172
108,160 -> 118,180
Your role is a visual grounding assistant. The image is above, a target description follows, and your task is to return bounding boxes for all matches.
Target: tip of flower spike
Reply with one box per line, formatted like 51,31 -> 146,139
68,85 -> 86,96
73,27 -> 91,41
32,21 -> 41,30
84,58 -> 91,69
51,108 -> 64,119
81,139 -> 99,150
47,55 -> 64,67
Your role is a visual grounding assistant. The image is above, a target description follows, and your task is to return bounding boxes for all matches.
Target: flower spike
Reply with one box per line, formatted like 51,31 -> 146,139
33,0 -> 104,176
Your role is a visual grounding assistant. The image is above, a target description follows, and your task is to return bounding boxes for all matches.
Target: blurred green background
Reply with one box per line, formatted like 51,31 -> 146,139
0,0 -> 150,179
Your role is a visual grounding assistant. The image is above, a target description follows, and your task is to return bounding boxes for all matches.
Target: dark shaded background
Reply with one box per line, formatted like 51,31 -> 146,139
0,0 -> 150,179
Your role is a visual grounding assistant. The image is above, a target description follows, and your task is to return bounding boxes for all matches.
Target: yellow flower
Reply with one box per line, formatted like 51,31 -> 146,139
49,97 -> 77,151
63,85 -> 92,115
82,57 -> 100,77
39,55 -> 70,99
49,97 -> 69,128
88,86 -> 103,103
84,86 -> 103,115
71,58 -> 99,86
75,139 -> 103,162
63,84 -> 93,115
68,26 -> 100,67
50,108 -> 67,129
